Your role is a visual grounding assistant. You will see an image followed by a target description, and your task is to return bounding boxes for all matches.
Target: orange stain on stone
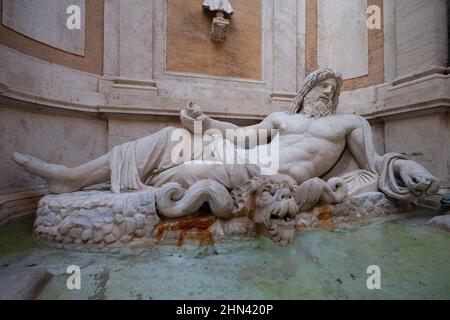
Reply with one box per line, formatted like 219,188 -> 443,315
154,216 -> 216,246
317,205 -> 333,221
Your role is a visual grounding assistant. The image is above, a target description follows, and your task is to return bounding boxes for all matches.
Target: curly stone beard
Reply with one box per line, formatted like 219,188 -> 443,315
302,94 -> 333,118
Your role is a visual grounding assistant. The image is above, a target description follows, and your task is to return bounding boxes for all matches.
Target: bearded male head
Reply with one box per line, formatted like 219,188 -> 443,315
288,68 -> 343,118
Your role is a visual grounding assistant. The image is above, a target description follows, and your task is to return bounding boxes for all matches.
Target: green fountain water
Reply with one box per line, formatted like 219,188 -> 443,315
0,208 -> 449,299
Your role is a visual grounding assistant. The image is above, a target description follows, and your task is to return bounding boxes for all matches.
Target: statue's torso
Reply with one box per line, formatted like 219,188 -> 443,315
267,113 -> 360,184
151,113 -> 361,188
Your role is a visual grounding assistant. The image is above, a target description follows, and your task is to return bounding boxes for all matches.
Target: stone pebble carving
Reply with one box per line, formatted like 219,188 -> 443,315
14,68 -> 441,250
296,192 -> 410,229
34,191 -> 160,248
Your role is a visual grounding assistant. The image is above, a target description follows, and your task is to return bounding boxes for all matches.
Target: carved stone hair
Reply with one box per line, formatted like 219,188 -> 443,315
288,68 -> 343,115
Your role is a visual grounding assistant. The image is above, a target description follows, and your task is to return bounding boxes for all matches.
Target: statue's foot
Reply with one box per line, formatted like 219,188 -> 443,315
12,152 -> 80,193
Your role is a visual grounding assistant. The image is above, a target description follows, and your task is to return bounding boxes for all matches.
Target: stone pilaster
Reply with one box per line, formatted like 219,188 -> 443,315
271,0 -> 297,99
395,0 -> 448,78
101,0 -> 157,106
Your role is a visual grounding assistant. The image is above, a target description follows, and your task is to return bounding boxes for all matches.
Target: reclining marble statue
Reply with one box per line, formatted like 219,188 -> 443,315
12,68 -> 441,247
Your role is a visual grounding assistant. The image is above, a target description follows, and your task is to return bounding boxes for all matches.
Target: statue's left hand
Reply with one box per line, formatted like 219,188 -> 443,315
396,160 -> 440,196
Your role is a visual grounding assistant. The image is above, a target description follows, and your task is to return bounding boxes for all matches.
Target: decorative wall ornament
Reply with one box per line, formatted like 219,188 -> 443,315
202,0 -> 234,43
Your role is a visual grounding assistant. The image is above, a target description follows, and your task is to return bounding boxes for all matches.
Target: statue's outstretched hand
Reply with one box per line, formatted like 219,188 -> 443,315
397,160 -> 441,196
180,101 -> 210,134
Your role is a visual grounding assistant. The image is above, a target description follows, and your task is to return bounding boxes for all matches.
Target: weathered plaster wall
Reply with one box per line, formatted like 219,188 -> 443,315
384,114 -> 448,181
306,0 -> 385,91
107,119 -> 181,150
0,45 -> 105,106
166,0 -> 262,80
0,107 -> 108,190
448,116 -> 450,182
0,0 -> 104,74
2,0 -> 86,55
396,0 -> 448,76
317,0 -> 369,79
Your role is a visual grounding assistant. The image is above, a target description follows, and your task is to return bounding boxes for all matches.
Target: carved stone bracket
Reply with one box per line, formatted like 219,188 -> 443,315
210,13 -> 230,43
202,0 -> 234,43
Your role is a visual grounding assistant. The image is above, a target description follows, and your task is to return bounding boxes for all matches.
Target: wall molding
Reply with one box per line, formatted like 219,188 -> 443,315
393,66 -> 449,86
365,100 -> 450,121
162,71 -> 266,85
3,71 -> 448,123
271,92 -> 296,102
0,84 -> 263,125
0,185 -> 48,226
365,74 -> 450,121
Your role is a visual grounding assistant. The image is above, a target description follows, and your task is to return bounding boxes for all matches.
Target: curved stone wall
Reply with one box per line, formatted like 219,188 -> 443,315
0,0 -> 103,74
2,0 -> 86,55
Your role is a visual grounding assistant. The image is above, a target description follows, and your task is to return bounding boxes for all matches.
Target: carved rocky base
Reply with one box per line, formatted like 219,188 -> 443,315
33,188 -> 411,252
34,191 -> 160,251
296,192 -> 411,229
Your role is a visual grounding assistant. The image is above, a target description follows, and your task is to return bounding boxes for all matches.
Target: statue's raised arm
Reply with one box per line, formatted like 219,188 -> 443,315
180,100 -> 277,149
344,116 -> 440,201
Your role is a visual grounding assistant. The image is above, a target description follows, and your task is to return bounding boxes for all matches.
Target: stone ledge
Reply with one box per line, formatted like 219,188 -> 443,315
0,267 -> 53,300
0,185 -> 48,226
393,66 -> 449,86
361,73 -> 450,121
270,92 -> 296,102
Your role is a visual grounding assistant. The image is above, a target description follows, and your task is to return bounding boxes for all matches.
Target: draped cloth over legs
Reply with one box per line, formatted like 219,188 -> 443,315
109,127 -> 261,192
109,127 -> 180,193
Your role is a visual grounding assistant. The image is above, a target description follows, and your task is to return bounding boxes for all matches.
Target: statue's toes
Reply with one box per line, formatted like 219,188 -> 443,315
12,152 -> 30,165
425,177 -> 441,195
411,176 -> 435,192
420,176 -> 433,189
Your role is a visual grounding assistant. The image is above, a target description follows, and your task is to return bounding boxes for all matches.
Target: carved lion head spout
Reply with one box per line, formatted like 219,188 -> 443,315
229,175 -> 353,245
231,176 -> 298,245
